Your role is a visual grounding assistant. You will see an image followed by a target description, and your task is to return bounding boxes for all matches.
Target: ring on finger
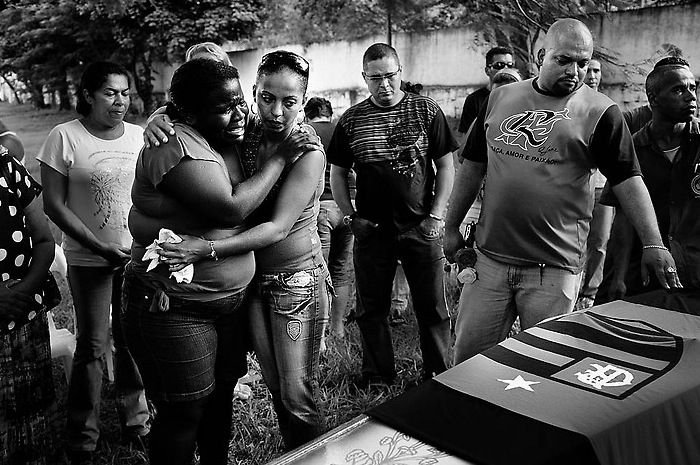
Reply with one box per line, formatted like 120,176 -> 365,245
666,266 -> 677,274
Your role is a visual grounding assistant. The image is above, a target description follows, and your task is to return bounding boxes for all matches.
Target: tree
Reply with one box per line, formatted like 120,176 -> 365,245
0,72 -> 25,104
445,0 -> 635,74
82,0 -> 265,114
0,0 -> 266,114
253,0 -> 466,47
295,0 -> 675,74
0,0 -> 114,108
294,0 -> 466,45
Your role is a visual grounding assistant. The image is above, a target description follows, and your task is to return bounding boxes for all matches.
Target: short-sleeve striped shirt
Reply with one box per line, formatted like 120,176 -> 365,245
327,93 -> 457,231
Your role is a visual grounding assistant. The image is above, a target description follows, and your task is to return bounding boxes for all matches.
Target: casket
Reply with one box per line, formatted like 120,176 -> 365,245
270,301 -> 700,465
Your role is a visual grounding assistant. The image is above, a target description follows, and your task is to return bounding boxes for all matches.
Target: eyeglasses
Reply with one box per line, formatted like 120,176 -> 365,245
260,50 -> 310,77
488,61 -> 515,70
363,68 -> 401,83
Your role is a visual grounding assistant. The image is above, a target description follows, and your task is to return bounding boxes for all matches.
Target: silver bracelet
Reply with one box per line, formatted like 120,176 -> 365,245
208,241 -> 219,261
642,244 -> 668,251
428,213 -> 444,222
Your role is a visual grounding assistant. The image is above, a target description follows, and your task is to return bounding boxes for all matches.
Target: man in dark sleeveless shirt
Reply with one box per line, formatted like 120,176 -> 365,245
445,18 -> 681,364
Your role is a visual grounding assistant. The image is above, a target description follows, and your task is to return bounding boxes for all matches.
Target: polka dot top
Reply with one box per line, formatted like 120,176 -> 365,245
0,147 -> 42,283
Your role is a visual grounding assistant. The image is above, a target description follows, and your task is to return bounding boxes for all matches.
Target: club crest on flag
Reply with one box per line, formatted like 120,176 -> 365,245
574,363 -> 633,390
484,311 -> 683,399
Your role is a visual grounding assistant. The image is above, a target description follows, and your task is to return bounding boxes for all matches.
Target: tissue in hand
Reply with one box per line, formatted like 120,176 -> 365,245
142,228 -> 195,283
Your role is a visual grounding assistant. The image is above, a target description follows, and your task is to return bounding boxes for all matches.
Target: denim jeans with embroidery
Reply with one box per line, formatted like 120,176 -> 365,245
248,263 -> 330,450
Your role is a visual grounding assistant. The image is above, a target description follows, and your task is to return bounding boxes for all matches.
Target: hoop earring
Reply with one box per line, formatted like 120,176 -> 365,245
249,102 -> 258,115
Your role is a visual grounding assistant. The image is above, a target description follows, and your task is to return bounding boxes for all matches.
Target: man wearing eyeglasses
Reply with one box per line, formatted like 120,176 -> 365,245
328,43 -> 457,387
445,18 -> 680,365
458,46 -> 515,137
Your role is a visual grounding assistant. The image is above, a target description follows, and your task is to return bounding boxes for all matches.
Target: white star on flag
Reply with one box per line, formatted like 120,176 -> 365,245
498,375 -> 540,392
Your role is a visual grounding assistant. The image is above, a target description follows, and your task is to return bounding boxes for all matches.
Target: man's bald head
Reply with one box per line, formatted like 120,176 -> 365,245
542,19 -> 594,54
537,19 -> 595,96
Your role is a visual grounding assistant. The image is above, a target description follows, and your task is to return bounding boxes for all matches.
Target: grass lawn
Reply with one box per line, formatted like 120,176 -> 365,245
1,101 -> 464,464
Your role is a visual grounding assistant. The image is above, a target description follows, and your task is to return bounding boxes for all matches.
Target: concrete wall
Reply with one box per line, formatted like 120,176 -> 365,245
152,3 -> 700,118
586,3 -> 700,109
154,28 -> 492,118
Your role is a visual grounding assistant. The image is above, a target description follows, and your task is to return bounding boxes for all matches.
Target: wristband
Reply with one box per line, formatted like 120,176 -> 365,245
642,244 -> 668,251
428,213 -> 444,222
208,241 -> 219,261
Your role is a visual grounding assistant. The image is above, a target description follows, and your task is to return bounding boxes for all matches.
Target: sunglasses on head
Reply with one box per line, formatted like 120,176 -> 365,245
488,61 -> 515,70
260,51 -> 310,77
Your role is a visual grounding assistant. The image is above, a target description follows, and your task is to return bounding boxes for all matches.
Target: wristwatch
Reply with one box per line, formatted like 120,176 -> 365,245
342,213 -> 356,226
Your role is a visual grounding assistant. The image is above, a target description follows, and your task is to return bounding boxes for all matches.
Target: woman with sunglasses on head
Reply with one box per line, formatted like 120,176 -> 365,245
123,58 -> 313,465
159,50 -> 328,449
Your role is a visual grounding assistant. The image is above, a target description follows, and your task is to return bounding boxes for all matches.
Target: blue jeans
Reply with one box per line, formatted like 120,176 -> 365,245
353,225 -> 450,380
248,263 -> 330,450
66,265 -> 150,452
453,249 -> 582,364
